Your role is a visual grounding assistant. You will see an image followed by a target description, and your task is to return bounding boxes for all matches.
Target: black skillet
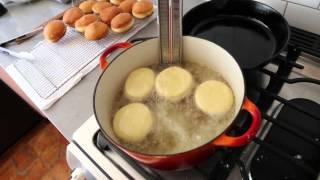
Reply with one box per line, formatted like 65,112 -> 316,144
183,0 -> 290,69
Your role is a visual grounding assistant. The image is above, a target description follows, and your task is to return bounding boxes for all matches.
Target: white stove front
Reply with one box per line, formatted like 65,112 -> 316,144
67,115 -> 209,180
67,116 -> 147,180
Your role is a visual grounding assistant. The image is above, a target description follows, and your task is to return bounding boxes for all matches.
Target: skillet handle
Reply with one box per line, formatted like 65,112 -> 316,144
212,97 -> 261,147
99,42 -> 133,70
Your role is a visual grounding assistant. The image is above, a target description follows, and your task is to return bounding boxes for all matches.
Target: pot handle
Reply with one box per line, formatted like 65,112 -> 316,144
99,37 -> 156,70
99,42 -> 133,70
212,97 -> 261,147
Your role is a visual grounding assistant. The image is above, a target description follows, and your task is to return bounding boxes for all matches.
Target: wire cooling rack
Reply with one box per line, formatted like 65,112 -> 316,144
13,13 -> 156,99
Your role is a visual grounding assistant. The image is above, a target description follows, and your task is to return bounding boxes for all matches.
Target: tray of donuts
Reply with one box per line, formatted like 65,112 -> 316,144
43,0 -> 154,42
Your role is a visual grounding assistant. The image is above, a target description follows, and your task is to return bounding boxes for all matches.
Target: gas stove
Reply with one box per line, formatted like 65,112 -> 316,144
67,27 -> 320,180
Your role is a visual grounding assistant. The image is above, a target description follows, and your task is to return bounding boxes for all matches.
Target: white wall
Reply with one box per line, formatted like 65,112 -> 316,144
255,0 -> 320,34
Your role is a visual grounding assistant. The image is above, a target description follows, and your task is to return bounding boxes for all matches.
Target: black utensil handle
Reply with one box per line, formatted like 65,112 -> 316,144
0,3 -> 7,17
108,143 -> 163,180
96,131 -> 163,180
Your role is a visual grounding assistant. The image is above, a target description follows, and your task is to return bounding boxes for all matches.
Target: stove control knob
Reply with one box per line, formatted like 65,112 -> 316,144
71,168 -> 86,180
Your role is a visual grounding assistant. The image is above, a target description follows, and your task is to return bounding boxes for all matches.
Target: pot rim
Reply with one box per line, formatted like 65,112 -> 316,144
93,36 -> 247,157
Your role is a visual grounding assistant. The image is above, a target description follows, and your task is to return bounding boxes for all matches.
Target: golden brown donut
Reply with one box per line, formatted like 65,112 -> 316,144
92,2 -> 112,14
118,0 -> 137,13
110,0 -> 124,5
75,14 -> 98,33
111,13 -> 134,33
63,7 -> 84,27
100,6 -> 122,24
79,0 -> 96,14
84,21 -> 109,40
43,20 -> 66,43
132,1 -> 153,19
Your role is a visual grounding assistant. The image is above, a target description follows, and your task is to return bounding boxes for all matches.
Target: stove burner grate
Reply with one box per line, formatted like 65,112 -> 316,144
251,99 -> 320,180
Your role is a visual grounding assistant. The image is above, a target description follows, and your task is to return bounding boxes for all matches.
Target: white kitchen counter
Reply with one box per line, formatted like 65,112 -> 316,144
0,0 -> 206,141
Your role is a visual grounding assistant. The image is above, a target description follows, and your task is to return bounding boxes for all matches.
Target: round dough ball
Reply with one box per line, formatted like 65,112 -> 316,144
43,20 -> 66,43
92,1 -> 112,14
113,103 -> 154,142
124,68 -> 155,101
118,0 -> 136,13
132,1 -> 153,19
155,66 -> 194,102
84,21 -> 108,40
79,0 -> 96,14
110,0 -> 124,5
195,80 -> 234,116
75,14 -> 98,33
111,13 -> 134,33
63,7 -> 84,27
100,6 -> 122,25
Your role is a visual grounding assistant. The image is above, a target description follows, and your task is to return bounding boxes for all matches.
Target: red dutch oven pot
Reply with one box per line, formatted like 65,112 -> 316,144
93,36 -> 261,170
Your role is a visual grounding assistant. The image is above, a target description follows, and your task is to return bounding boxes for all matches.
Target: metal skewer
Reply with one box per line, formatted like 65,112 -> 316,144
158,0 -> 182,65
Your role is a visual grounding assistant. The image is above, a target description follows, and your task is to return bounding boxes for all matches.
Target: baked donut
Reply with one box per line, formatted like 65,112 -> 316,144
113,103 -> 154,142
124,68 -> 155,101
100,6 -> 122,25
195,80 -> 234,116
84,21 -> 108,40
118,0 -> 136,13
92,1 -> 112,14
110,0 -> 124,5
111,13 -> 134,33
43,20 -> 66,43
75,14 -> 98,33
155,66 -> 194,102
132,1 -> 153,19
62,7 -> 84,27
79,0 -> 96,14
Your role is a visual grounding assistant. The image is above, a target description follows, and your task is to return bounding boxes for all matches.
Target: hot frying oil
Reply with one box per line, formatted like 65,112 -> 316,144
111,62 -> 235,155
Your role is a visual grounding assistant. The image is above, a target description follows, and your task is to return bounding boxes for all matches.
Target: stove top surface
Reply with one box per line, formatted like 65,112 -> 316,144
251,98 -> 320,180
71,29 -> 320,180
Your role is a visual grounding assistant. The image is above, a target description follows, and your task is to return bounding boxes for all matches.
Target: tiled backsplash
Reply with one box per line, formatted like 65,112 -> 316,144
255,0 -> 320,35
286,0 -> 320,8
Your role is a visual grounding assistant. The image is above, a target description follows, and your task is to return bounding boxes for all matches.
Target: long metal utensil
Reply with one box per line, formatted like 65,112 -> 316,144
158,0 -> 182,65
0,27 -> 43,47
